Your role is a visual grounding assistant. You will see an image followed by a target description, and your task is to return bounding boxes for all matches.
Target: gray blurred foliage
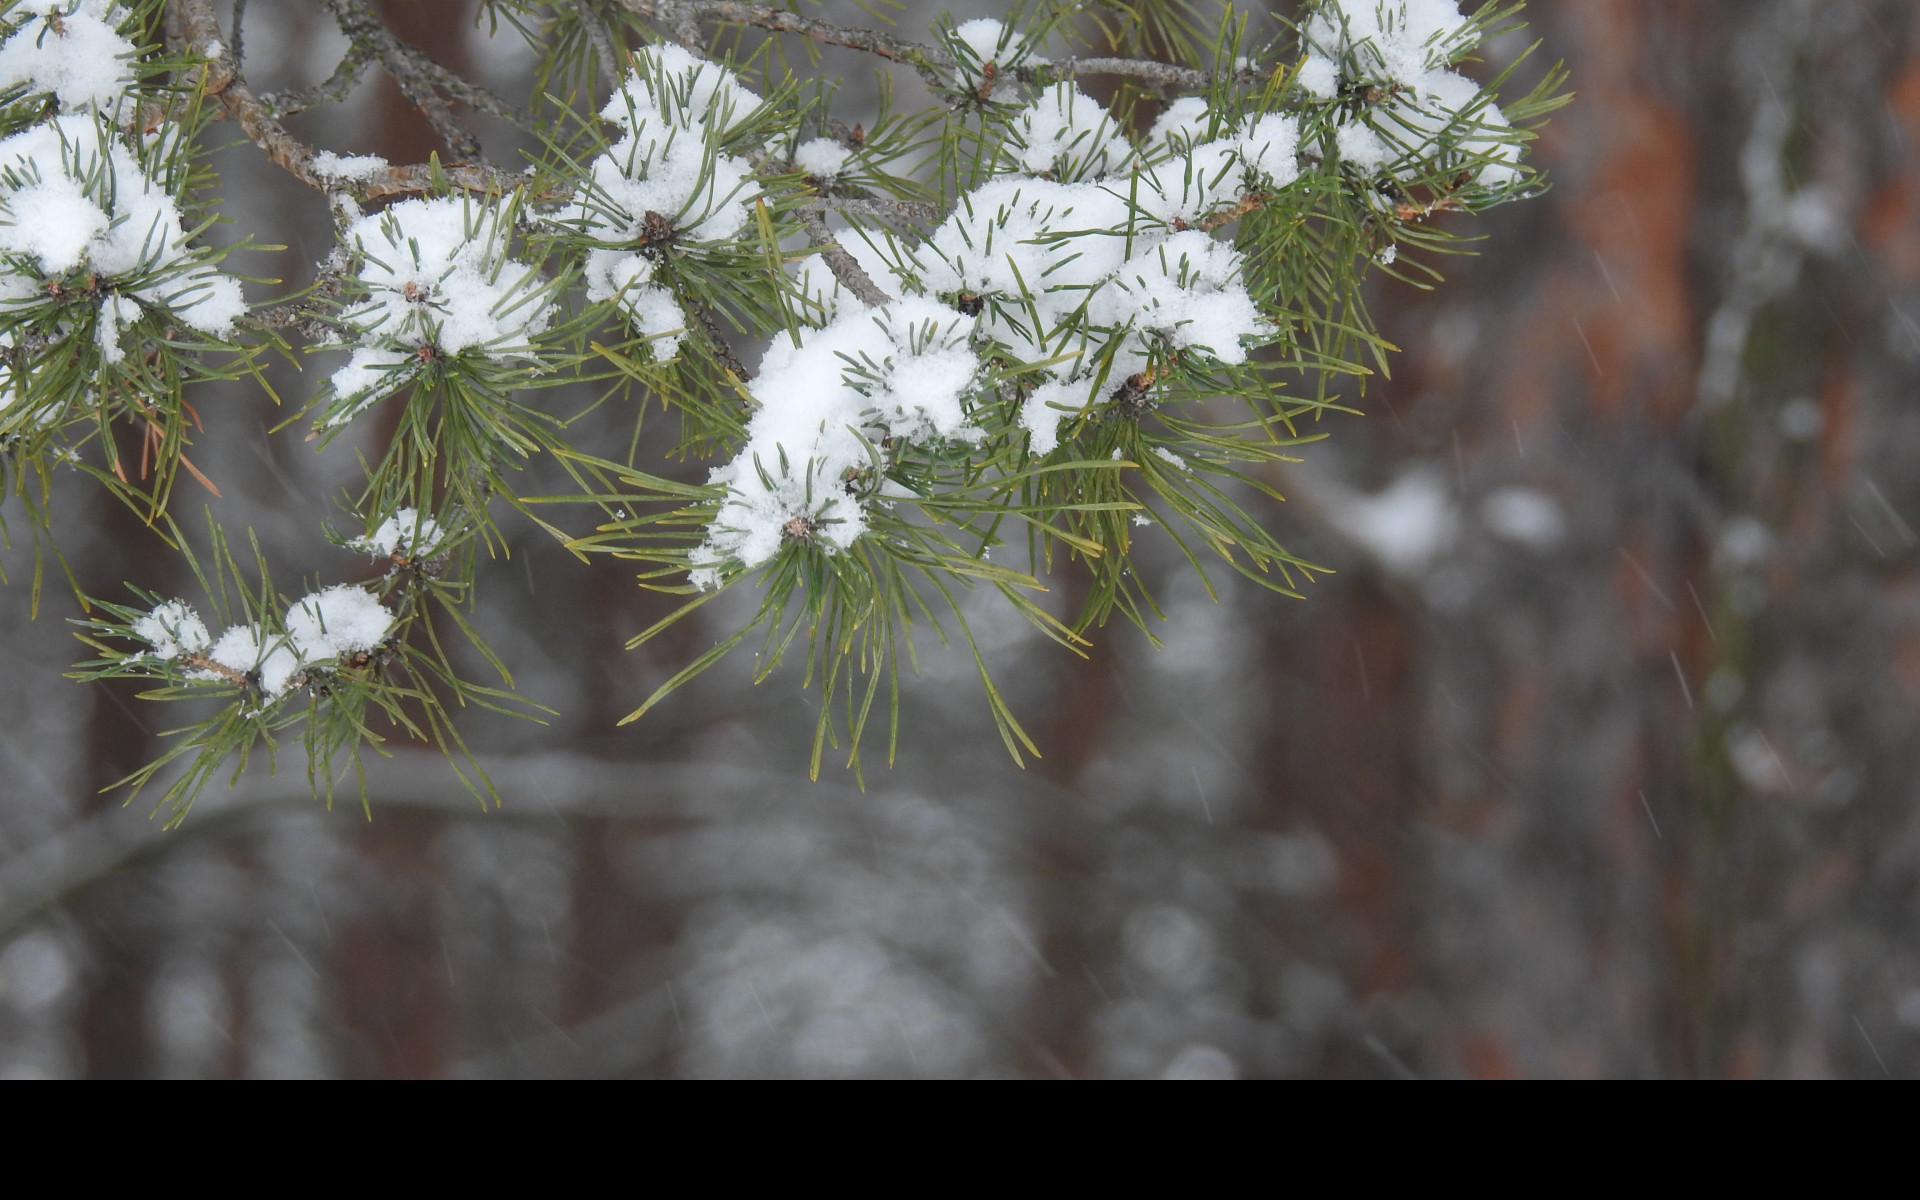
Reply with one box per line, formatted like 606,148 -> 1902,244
4,0 -> 1920,1078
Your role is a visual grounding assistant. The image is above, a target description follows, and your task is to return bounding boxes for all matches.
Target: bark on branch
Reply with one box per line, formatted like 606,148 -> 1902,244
800,211 -> 892,309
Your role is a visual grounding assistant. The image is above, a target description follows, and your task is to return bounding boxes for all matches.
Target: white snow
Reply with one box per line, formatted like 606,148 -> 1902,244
1234,113 -> 1302,189
1019,378 -> 1081,455
582,248 -> 685,361
1295,53 -> 1338,99
1299,1 -> 1522,186
0,1 -> 136,113
952,18 -> 1010,64
325,196 -> 553,421
1147,97 -> 1214,152
132,599 -> 212,661
284,585 -> 394,661
1088,230 -> 1267,369
690,86 -> 1307,580
1300,0 -> 1471,92
0,115 -> 246,360
310,151 -> 390,183
555,47 -> 764,353
1006,84 -> 1128,181
324,346 -> 419,424
793,137 -> 851,182
181,587 -> 393,698
352,508 -> 446,559
565,46 -> 761,246
945,17 -> 1044,95
1335,121 -> 1395,172
689,297 -> 985,583
199,624 -> 264,685
919,172 -> 1266,412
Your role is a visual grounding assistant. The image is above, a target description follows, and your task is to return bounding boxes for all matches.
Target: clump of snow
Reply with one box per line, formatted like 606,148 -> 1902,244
1335,121 -> 1395,172
352,508 -> 447,559
200,624 -> 267,686
918,163 -> 1268,419
0,1 -> 137,113
180,587 -> 394,698
582,248 -> 686,361
944,18 -> 1045,97
1146,97 -> 1215,153
132,599 -> 212,661
324,195 -> 553,424
1134,136 -> 1245,229
284,585 -> 394,661
1006,83 -> 1128,181
793,137 -> 851,182
1295,53 -> 1338,99
1234,113 -> 1302,189
1088,231 -> 1267,370
325,346 -> 417,415
689,297 -> 985,585
1019,378 -> 1082,456
310,151 -> 390,183
1299,1 -> 1521,186
1299,0 -> 1471,96
952,18 -> 1010,64
0,114 -> 246,361
553,46 -> 765,361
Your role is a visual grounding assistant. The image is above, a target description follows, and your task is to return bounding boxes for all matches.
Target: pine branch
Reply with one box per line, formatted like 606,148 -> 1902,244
800,211 -> 893,308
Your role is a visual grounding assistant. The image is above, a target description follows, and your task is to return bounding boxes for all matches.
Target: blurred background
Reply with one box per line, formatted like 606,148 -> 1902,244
4,0 -> 1919,1078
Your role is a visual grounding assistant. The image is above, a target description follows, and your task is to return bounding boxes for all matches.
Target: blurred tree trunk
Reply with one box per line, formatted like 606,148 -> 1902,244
1219,0 -> 1920,1077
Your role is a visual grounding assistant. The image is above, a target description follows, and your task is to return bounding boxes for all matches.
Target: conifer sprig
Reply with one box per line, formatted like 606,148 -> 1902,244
1,0 -> 1563,812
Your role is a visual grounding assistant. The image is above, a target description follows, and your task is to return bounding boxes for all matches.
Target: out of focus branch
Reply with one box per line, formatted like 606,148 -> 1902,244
169,0 -> 530,200
566,0 -> 624,80
0,755 -> 874,938
319,0 -> 536,157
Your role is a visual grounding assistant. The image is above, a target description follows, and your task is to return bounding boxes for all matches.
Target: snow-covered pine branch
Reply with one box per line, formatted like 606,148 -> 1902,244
3,0 -> 1562,812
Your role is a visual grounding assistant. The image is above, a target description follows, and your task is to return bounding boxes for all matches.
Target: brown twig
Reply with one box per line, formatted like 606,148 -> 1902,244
176,652 -> 252,689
